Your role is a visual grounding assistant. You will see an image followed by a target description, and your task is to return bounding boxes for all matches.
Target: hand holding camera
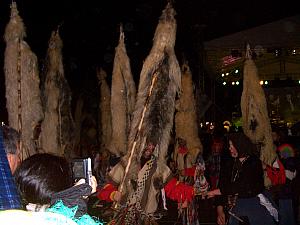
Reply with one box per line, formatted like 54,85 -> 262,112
74,175 -> 97,194
72,158 -> 97,193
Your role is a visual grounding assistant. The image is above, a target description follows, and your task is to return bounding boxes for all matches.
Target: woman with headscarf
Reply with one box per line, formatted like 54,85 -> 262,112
207,132 -> 277,225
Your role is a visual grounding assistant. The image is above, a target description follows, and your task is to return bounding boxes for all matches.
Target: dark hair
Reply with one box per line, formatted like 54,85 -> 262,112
228,132 -> 256,157
14,153 -> 73,205
1,125 -> 20,154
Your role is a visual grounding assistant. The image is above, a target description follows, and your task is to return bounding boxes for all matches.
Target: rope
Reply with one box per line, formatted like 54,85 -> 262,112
16,38 -> 26,160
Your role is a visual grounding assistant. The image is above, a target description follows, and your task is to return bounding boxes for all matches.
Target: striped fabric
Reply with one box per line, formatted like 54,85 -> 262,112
0,127 -> 22,210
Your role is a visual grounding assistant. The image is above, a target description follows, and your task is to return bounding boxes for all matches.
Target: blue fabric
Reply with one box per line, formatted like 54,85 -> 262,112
229,197 -> 276,225
0,127 -> 22,210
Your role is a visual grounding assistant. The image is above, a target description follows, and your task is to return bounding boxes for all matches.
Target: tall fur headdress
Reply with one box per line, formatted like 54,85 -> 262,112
122,2 -> 181,183
109,26 -> 136,157
241,44 -> 276,166
4,2 -> 43,158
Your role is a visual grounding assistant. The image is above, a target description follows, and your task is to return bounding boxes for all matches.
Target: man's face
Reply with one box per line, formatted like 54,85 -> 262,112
178,138 -> 186,146
143,144 -> 155,158
272,132 -> 279,142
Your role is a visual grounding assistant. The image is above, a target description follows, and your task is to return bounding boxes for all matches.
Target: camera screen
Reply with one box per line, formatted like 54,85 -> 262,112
72,161 -> 85,178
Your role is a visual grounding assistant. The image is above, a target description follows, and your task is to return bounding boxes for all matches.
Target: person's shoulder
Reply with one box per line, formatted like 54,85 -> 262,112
248,155 -> 262,165
220,156 -> 234,168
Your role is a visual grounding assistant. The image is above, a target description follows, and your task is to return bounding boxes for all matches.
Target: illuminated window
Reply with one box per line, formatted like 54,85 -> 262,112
275,49 -> 281,56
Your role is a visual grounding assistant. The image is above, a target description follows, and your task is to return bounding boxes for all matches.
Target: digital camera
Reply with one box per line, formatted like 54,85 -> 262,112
71,158 -> 92,185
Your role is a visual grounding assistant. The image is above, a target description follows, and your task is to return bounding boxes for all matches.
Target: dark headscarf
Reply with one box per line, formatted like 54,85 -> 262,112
228,132 -> 257,157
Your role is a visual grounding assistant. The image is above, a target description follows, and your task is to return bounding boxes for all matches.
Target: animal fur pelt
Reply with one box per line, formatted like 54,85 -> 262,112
241,44 -> 276,167
121,2 -> 181,195
4,2 -> 43,158
174,63 -> 203,172
97,68 -> 112,152
73,94 -> 84,157
109,27 -> 136,156
40,30 -> 75,157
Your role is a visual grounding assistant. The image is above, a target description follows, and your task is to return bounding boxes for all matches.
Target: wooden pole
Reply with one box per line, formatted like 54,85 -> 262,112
114,72 -> 158,208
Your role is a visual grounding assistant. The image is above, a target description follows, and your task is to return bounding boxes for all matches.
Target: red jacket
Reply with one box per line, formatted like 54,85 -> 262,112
97,177 -> 194,203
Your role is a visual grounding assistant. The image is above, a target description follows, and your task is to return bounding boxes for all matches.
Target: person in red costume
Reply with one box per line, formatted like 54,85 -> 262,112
97,143 -> 195,220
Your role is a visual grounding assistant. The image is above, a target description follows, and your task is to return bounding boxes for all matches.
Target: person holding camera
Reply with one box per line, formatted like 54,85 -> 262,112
14,153 -> 97,217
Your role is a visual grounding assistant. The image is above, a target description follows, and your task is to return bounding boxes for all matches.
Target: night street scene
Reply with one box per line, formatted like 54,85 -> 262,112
0,0 -> 300,224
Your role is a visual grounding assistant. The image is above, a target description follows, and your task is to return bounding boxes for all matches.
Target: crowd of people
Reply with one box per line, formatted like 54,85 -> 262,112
1,124 -> 300,225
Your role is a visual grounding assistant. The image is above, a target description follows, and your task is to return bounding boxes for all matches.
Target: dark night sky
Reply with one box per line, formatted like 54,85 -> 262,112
0,0 -> 299,121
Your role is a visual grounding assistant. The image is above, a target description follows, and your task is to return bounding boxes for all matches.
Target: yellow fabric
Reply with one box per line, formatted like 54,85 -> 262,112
109,191 -> 116,201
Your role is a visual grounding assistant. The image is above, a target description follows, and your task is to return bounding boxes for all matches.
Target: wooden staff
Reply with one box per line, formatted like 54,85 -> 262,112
114,72 -> 158,208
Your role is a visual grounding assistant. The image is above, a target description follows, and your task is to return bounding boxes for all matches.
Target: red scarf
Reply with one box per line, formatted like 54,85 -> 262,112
266,159 -> 286,185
